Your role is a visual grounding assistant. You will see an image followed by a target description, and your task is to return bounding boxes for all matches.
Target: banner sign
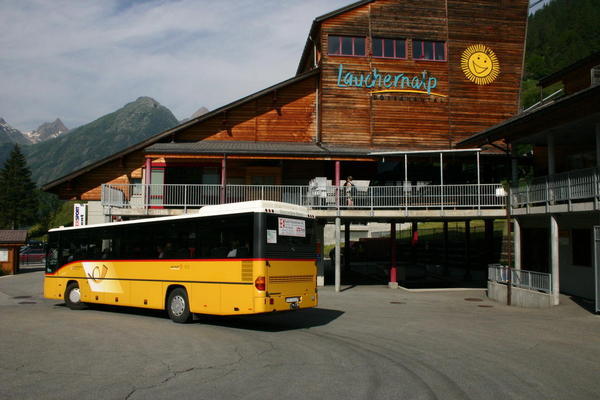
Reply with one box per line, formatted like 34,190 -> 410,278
73,204 -> 87,227
278,217 -> 306,238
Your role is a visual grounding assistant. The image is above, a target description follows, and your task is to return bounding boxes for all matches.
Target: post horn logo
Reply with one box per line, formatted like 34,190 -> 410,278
461,44 -> 500,85
88,264 -> 108,283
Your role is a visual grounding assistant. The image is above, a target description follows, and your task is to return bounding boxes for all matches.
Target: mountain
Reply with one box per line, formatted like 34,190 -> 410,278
24,118 -> 69,144
180,106 -> 209,123
0,118 -> 31,145
23,97 -> 179,185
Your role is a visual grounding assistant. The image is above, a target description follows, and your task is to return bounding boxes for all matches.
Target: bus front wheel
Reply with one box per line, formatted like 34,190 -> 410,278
167,288 -> 191,323
65,282 -> 86,310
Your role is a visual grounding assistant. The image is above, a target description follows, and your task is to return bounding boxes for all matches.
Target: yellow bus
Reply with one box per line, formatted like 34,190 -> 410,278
44,201 -> 318,323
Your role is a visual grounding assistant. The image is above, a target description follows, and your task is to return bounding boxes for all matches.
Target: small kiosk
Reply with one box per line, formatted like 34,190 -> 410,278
0,230 -> 28,275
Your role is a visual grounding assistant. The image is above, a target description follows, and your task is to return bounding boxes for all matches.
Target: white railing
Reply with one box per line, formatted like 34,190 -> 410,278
102,183 -> 506,211
511,167 -> 600,209
488,264 -> 551,293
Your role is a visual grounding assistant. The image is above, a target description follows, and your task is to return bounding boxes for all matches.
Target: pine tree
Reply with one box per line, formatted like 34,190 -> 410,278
0,145 -> 38,229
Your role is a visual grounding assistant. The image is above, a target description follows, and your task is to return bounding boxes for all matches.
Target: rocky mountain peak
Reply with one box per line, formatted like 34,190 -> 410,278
24,118 -> 69,144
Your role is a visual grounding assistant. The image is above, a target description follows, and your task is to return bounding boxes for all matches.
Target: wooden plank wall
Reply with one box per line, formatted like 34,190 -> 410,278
319,0 -> 528,149
176,76 -> 317,143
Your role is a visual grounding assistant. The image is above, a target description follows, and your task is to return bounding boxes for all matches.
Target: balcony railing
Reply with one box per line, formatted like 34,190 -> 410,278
488,264 -> 551,293
102,183 -> 506,211
511,167 -> 600,209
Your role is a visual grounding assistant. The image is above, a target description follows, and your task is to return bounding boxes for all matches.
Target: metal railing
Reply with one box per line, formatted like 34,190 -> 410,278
102,183 -> 506,211
511,167 -> 600,209
488,264 -> 552,293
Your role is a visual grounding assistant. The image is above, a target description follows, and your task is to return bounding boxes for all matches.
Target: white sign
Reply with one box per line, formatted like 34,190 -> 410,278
267,230 -> 277,244
278,217 -> 306,237
73,204 -> 87,227
0,248 -> 8,262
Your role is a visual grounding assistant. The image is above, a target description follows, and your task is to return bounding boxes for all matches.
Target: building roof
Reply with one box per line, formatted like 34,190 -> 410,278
296,0 -> 374,75
456,84 -> 600,147
538,51 -> 600,88
145,140 -> 396,158
0,230 -> 28,244
42,69 -> 320,192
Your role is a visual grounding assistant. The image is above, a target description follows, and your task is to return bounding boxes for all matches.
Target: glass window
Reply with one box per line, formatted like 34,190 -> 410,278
328,35 -> 366,56
372,38 -> 406,59
264,215 -> 315,259
413,39 -> 446,61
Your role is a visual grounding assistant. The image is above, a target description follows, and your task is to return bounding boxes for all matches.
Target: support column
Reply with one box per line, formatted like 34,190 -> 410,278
220,156 -> 227,204
335,217 -> 341,293
548,134 -> 556,175
344,222 -> 351,271
550,215 -> 560,305
485,219 -> 494,267
389,221 -> 398,288
144,158 -> 152,209
511,145 -> 518,184
596,123 -> 600,168
513,218 -> 521,270
464,220 -> 471,280
335,161 -> 341,208
443,221 -> 449,276
411,222 -> 418,265
316,222 -> 325,287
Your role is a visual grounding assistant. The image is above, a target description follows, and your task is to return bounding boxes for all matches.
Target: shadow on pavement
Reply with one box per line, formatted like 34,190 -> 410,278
569,296 -> 598,315
18,265 -> 45,274
57,303 -> 344,331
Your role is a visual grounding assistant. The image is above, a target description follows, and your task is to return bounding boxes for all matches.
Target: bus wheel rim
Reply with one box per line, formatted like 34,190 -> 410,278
171,295 -> 185,316
69,288 -> 81,304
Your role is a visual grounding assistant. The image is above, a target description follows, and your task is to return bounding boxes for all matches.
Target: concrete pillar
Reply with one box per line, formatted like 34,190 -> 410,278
344,222 -> 351,270
335,217 -> 341,293
389,221 -> 398,288
548,134 -> 556,175
513,218 -> 521,270
550,215 -> 560,305
316,222 -> 325,287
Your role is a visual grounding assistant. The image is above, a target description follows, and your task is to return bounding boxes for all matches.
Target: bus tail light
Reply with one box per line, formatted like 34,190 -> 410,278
255,276 -> 266,291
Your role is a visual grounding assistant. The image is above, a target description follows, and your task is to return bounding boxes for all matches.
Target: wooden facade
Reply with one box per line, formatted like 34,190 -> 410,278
45,0 -> 529,201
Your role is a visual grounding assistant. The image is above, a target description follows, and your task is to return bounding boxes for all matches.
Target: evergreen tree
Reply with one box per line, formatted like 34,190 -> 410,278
0,145 -> 38,229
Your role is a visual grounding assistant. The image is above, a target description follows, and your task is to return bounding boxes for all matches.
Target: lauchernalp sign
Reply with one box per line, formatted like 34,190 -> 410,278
336,64 -> 446,97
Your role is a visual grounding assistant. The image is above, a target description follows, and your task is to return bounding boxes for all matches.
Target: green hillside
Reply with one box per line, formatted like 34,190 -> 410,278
24,97 -> 178,186
521,0 -> 600,108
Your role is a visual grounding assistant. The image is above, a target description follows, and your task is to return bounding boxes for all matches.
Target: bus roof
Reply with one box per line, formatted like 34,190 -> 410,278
49,201 -> 313,232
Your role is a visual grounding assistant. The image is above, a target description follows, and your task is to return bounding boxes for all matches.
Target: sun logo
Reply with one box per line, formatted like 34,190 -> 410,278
461,44 -> 500,85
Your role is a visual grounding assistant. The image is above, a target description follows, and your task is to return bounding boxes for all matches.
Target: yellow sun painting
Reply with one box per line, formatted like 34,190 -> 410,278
461,44 -> 500,85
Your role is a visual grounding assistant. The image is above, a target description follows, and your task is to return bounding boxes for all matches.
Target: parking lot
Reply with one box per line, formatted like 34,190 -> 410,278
1,268 -> 599,400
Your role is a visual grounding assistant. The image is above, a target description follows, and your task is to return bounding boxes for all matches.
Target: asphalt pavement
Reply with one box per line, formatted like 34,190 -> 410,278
0,268 -> 599,400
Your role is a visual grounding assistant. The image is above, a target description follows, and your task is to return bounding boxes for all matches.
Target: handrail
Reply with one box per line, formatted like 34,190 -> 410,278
488,264 -> 551,293
101,183 -> 507,211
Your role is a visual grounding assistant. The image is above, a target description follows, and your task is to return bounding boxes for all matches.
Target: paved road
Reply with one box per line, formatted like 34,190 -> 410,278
1,270 -> 599,400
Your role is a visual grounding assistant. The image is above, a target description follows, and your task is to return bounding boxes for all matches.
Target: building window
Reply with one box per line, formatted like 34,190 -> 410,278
571,229 -> 592,267
412,40 -> 446,61
372,38 -> 406,59
328,35 -> 366,56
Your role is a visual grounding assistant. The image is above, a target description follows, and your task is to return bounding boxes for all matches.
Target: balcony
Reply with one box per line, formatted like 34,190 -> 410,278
510,167 -> 600,214
101,182 -> 507,218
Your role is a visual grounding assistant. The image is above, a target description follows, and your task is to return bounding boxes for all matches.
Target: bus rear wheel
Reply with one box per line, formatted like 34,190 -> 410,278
65,282 -> 86,310
167,288 -> 191,323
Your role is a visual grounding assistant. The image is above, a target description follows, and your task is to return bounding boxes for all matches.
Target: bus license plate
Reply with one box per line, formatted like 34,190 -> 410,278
285,297 -> 300,303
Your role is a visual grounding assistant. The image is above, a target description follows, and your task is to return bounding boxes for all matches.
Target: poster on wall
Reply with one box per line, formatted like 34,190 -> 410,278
278,217 -> 306,237
73,204 -> 87,227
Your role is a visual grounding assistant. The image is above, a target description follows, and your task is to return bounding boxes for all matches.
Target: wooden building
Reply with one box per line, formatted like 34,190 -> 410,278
0,230 -> 27,275
43,0 -> 529,206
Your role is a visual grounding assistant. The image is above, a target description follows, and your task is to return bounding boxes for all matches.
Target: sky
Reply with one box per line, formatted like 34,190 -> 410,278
1,0 -> 544,132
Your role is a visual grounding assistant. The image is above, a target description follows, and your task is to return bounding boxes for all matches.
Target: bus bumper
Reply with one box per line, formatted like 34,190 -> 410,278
254,292 -> 318,313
